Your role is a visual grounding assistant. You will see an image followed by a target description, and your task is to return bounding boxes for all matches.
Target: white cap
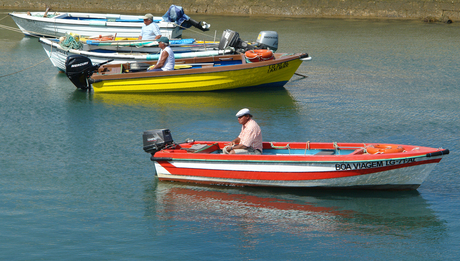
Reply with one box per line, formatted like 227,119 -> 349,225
236,108 -> 250,117
143,13 -> 154,20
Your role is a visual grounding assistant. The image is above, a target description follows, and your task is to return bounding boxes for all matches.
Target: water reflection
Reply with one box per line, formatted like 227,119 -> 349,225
144,182 -> 445,238
90,87 -> 298,111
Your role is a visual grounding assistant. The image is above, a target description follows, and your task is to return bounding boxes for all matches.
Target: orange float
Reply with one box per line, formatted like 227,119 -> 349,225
366,144 -> 405,154
244,49 -> 274,62
90,35 -> 115,41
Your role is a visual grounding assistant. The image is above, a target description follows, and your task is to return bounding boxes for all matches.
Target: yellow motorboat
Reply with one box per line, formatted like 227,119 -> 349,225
65,51 -> 310,93
65,29 -> 311,93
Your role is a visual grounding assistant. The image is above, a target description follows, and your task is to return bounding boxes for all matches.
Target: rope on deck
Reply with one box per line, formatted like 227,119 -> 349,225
270,142 -> 292,154
59,33 -> 83,50
304,141 -> 310,155
333,142 -> 339,153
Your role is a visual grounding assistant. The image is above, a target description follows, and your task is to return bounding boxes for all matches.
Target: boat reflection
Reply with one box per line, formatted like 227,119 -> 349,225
90,87 -> 298,111
144,182 -> 445,237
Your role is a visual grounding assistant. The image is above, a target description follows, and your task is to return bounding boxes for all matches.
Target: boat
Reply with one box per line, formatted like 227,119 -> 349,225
39,37 -> 223,72
64,29 -> 308,93
8,6 -> 210,38
141,129 -> 449,190
41,30 -> 276,72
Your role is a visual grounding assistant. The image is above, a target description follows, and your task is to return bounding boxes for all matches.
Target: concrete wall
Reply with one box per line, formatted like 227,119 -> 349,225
1,0 -> 459,20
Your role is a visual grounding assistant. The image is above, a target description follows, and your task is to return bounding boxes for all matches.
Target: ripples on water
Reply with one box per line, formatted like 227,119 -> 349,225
0,13 -> 459,259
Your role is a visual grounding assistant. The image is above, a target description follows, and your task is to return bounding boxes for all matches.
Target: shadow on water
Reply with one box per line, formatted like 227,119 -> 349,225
143,181 -> 446,238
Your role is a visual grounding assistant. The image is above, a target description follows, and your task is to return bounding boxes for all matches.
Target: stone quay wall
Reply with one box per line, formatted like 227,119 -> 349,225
1,0 -> 459,21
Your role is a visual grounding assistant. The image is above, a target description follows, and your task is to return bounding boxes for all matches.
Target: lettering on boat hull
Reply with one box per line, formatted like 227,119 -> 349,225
335,158 -> 416,171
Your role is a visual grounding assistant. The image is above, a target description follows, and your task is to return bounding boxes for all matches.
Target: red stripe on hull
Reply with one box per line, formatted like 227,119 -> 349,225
157,158 -> 441,181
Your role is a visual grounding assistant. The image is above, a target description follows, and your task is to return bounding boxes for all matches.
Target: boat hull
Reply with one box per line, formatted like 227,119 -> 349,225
9,12 -> 182,38
154,158 -> 439,189
91,57 -> 306,92
148,141 -> 449,190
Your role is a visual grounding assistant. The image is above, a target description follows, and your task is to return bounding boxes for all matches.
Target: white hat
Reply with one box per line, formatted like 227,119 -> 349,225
236,108 -> 250,117
143,13 -> 154,20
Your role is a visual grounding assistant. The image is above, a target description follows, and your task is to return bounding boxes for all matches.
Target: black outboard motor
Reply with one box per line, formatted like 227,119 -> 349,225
218,29 -> 249,52
143,129 -> 174,154
65,55 -> 113,91
65,55 -> 97,90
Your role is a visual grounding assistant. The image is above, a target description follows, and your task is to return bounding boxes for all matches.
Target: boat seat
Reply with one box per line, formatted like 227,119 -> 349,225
174,65 -> 193,70
107,65 -> 122,74
185,143 -> 219,153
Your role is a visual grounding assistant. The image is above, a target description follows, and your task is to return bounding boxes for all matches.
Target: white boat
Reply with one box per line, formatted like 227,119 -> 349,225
9,9 -> 210,38
40,30 -> 279,72
39,37 -> 229,72
79,37 -> 219,53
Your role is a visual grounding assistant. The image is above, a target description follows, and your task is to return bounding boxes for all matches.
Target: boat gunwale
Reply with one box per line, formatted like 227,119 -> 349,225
151,141 -> 447,163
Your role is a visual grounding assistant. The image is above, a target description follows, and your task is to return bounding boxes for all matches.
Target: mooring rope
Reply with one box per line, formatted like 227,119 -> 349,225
0,22 -> 58,37
0,23 -> 23,33
0,58 -> 49,79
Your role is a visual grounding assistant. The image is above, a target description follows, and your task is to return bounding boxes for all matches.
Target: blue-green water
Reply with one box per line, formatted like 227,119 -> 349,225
1,12 -> 459,260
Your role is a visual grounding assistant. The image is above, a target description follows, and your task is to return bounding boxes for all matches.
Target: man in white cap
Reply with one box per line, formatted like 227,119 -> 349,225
223,108 -> 263,155
138,13 -> 162,40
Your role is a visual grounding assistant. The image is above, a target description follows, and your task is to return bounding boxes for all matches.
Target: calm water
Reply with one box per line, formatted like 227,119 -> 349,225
1,12 -> 459,260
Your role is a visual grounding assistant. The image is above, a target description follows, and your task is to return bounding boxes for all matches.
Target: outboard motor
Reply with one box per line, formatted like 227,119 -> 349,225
255,31 -> 278,52
143,129 -> 174,154
162,5 -> 210,32
65,55 -> 97,90
218,29 -> 279,53
65,55 -> 113,91
218,29 -> 248,52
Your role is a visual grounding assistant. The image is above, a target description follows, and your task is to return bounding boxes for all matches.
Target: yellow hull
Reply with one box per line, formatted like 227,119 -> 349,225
92,59 -> 304,93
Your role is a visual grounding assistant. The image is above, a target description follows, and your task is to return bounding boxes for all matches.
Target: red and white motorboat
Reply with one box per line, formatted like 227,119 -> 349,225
142,129 -> 449,190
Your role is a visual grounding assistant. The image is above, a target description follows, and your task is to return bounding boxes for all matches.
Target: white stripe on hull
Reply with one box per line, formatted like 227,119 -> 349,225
170,161 -> 336,172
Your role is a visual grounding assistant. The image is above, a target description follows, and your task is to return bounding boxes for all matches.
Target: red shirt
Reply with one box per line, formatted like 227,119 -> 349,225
238,118 -> 263,151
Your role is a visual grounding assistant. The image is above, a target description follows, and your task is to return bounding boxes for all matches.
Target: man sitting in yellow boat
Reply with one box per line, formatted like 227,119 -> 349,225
223,108 -> 263,155
147,37 -> 175,71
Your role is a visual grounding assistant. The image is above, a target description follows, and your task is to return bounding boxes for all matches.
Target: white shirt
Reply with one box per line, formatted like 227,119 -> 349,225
160,46 -> 175,71
140,23 -> 161,40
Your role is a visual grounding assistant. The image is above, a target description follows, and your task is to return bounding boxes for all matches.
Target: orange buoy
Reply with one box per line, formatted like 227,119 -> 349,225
244,49 -> 274,62
366,144 -> 405,154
